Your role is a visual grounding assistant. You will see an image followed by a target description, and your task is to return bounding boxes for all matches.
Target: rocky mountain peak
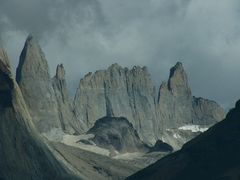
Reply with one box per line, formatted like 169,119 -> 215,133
108,63 -> 123,70
15,36 -> 72,134
167,62 -> 191,96
16,35 -> 50,83
55,64 -> 65,80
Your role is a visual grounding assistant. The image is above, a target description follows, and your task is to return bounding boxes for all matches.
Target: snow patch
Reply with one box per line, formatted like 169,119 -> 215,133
173,133 -> 181,139
61,134 -> 111,156
178,125 -> 208,133
113,152 -> 143,160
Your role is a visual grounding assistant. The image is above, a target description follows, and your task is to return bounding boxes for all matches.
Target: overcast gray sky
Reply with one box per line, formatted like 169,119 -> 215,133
0,0 -> 239,109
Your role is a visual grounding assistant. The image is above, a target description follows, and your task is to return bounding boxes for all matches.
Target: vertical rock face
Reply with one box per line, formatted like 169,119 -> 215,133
74,62 -> 225,147
15,35 -> 225,148
157,62 -> 225,149
157,62 -> 193,130
0,48 -> 74,180
16,36 -> 75,135
52,64 -> 83,134
74,64 -> 158,144
16,35 -> 60,133
157,62 -> 225,130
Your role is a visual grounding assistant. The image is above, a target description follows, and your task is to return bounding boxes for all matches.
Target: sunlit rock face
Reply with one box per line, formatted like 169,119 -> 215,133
16,36 -> 79,136
15,35 -> 225,148
74,62 -> 225,147
74,64 -> 158,145
16,35 -> 62,133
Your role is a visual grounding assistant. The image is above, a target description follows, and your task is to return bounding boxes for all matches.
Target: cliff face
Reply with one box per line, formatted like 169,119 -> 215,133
16,36 -> 78,135
157,62 -> 193,130
157,63 -> 225,148
74,62 -> 225,147
52,64 -> 83,134
158,62 -> 225,130
15,35 -> 225,148
127,100 -> 240,180
16,36 -> 61,133
0,48 -> 76,180
74,64 -> 158,144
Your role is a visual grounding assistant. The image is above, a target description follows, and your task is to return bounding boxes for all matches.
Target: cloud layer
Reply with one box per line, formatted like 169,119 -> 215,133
0,0 -> 239,108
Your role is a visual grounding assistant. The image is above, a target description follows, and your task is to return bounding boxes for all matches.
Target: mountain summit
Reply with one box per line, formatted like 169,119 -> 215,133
16,36 -> 78,136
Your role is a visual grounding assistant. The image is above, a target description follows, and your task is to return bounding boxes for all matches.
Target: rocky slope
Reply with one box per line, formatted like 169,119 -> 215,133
127,100 -> 240,180
0,48 -> 78,180
51,142 -> 139,180
16,36 -> 78,136
74,62 -> 225,147
86,116 -> 173,154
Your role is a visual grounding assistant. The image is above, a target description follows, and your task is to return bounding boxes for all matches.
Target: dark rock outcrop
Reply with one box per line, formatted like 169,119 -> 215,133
150,140 -> 173,152
0,48 -> 78,180
127,100 -> 240,180
87,116 -> 150,154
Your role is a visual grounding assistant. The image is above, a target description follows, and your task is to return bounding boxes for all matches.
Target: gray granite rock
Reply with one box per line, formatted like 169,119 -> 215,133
16,35 -> 61,133
0,48 -> 78,180
192,96 -> 226,125
74,62 -> 225,148
157,62 -> 193,131
15,35 -> 225,148
157,62 -> 225,148
52,64 -> 84,134
74,64 -> 158,145
16,36 -> 76,135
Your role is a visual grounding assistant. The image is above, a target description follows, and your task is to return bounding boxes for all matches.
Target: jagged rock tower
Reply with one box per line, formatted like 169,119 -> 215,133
74,64 -> 158,144
74,62 -> 225,147
16,35 -> 79,136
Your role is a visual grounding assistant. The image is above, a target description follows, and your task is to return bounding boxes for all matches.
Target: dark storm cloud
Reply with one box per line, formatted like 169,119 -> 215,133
0,0 -> 239,109
0,0 -> 105,38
